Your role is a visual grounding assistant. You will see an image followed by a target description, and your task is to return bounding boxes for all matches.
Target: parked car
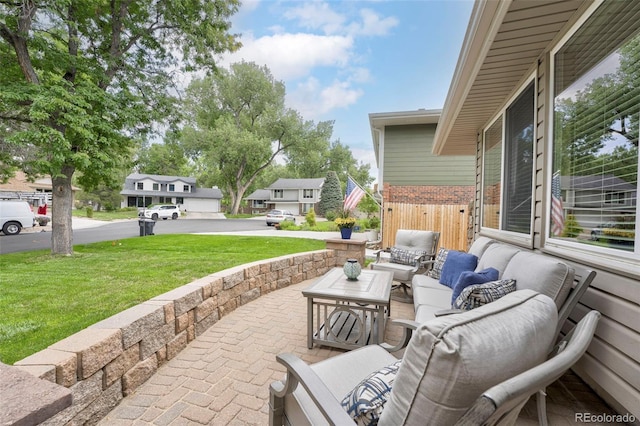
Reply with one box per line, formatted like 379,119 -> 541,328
590,222 -> 614,240
266,209 -> 295,226
139,205 -> 180,220
590,221 -> 635,244
0,200 -> 36,235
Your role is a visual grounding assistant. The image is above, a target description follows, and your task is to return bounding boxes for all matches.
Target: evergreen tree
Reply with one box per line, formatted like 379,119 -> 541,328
318,171 -> 342,216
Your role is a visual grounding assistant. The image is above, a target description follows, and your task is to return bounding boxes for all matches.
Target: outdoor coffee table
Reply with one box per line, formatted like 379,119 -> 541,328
302,268 -> 393,350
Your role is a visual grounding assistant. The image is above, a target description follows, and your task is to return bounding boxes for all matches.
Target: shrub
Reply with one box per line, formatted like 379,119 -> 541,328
368,216 -> 380,229
86,206 -> 94,218
305,210 -> 316,227
562,214 -> 582,238
325,210 -> 337,221
279,220 -> 298,230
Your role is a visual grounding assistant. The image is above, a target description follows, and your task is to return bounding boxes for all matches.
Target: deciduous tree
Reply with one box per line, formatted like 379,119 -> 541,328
0,0 -> 240,254
182,61 -> 333,214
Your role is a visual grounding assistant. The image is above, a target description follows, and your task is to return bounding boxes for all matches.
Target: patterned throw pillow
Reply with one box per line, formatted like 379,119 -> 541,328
428,248 -> 449,279
390,247 -> 427,266
452,279 -> 517,310
450,267 -> 500,305
341,360 -> 402,426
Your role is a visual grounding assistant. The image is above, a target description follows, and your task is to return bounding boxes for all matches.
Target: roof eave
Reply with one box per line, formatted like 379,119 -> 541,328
433,0 -> 512,156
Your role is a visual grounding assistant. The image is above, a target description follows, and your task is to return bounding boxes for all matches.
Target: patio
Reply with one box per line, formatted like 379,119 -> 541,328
98,277 -> 617,425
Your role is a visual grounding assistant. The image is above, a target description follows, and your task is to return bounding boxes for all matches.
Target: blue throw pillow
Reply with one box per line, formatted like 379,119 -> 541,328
438,251 -> 478,288
451,268 -> 499,305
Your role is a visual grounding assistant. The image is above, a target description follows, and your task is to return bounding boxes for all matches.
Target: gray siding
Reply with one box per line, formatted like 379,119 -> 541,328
472,50 -> 640,419
383,124 -> 475,186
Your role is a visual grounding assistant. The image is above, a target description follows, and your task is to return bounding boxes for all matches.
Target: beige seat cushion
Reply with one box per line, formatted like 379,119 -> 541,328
379,290 -> 557,425
503,251 -> 574,308
371,262 -> 416,282
284,346 -> 397,426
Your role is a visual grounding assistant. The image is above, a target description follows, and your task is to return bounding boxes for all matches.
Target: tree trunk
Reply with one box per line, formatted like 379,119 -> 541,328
51,166 -> 75,255
230,195 -> 242,215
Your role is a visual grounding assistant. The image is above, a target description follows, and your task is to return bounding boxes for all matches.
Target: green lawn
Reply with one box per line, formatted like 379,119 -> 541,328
0,234 -> 324,364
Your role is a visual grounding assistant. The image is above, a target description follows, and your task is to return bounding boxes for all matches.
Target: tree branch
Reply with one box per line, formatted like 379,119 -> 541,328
2,1 -> 39,83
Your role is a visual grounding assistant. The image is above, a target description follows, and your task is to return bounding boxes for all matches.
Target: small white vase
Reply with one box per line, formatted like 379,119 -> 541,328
343,259 -> 362,281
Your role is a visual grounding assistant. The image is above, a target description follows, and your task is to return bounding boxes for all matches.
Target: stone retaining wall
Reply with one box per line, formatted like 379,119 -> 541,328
11,249 -> 336,425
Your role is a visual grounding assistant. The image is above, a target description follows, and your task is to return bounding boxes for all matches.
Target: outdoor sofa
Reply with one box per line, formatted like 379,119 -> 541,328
410,236 -> 595,341
269,290 -> 601,425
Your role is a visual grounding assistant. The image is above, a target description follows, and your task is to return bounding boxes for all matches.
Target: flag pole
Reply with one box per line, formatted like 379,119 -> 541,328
347,174 -> 381,208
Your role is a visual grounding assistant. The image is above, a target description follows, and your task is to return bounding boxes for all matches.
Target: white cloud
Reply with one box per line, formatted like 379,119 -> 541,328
320,81 -> 363,111
217,2 -> 397,123
349,8 -> 399,36
220,32 -> 353,81
284,2 -> 346,35
284,3 -> 398,37
287,77 -> 363,119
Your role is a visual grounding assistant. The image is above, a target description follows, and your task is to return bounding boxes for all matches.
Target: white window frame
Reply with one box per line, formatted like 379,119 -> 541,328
479,75 -> 537,247
543,0 -> 640,276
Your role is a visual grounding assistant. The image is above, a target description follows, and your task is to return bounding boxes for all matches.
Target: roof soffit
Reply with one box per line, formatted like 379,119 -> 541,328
433,0 -> 587,156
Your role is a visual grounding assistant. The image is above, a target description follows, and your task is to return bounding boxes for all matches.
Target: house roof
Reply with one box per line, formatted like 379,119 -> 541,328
125,173 -> 197,185
0,171 -> 80,192
192,187 -> 224,198
121,173 -> 222,199
266,178 -> 324,190
369,109 -> 441,162
245,189 -> 271,200
433,0 -> 586,156
562,175 -> 637,192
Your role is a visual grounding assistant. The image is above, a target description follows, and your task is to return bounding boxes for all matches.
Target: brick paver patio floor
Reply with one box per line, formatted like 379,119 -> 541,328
99,278 -> 617,425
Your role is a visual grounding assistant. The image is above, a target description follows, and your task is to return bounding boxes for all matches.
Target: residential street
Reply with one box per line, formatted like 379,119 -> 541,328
0,218 -> 268,254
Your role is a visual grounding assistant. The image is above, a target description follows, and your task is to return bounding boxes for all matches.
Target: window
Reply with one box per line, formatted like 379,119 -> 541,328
168,184 -> 175,192
152,183 -> 159,191
183,185 -> 190,192
482,118 -> 503,229
303,189 -> 313,199
176,197 -> 183,204
481,82 -> 535,235
551,1 -> 638,254
136,182 -> 144,190
274,189 -> 283,199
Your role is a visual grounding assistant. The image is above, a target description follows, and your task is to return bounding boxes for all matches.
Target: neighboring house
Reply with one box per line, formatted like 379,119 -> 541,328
120,173 -> 222,213
560,175 -> 637,237
245,178 -> 324,215
0,170 -> 78,207
432,0 -> 639,418
244,189 -> 271,215
369,109 -> 476,250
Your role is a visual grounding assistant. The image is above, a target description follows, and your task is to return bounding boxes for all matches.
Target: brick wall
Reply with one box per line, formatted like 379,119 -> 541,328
385,184 -> 475,204
12,250 -> 336,425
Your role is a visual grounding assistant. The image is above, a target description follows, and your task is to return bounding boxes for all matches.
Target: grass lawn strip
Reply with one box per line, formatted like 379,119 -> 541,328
0,234 -> 324,364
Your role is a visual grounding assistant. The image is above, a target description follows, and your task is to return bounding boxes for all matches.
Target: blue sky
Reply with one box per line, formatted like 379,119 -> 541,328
217,0 -> 474,176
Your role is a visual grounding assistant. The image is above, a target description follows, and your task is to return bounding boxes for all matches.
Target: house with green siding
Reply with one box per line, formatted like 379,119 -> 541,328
369,109 -> 476,250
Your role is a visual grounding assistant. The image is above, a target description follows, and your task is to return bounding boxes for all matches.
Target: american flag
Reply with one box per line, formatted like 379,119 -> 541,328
344,176 -> 365,211
551,171 -> 564,236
